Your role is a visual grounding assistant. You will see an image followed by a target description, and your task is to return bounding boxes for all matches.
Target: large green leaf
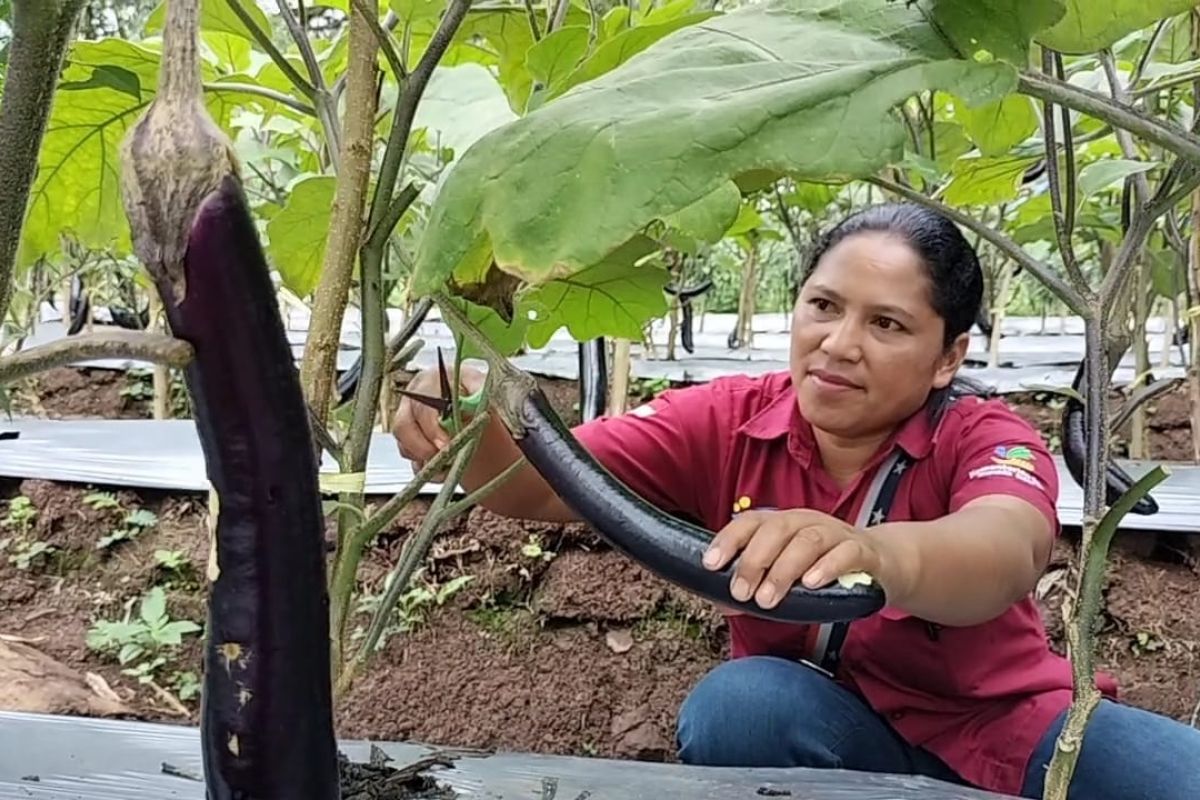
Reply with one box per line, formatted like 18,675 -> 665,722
412,0 -> 1016,307
927,0 -> 1066,63
1036,0 -> 1200,54
144,0 -> 272,41
956,93 -> 1037,156
525,26 -> 590,93
18,39 -> 276,266
519,236 -> 669,347
661,181 -> 743,244
547,11 -> 718,100
266,175 -> 336,298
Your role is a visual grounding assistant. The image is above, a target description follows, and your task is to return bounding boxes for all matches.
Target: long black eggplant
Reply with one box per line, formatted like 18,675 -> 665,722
665,279 -> 712,354
1061,361 -> 1158,516
119,1 -> 338,797
577,337 -> 607,422
477,361 -> 886,624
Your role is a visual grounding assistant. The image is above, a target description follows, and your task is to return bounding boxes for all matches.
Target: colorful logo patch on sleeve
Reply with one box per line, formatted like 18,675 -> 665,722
991,445 -> 1036,472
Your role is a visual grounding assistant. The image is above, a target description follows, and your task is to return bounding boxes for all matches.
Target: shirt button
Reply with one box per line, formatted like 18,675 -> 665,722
890,711 -> 905,721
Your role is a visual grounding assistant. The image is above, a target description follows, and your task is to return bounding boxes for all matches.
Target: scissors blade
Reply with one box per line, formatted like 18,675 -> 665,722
395,388 -> 451,414
436,347 -> 454,406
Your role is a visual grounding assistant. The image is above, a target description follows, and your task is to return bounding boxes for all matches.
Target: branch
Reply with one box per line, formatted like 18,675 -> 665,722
299,3 -> 381,426
1039,48 -> 1088,294
366,181 -> 420,253
1018,70 -> 1200,165
522,0 -> 542,40
867,176 -> 1092,316
276,0 -> 326,94
0,0 -> 89,333
349,0 -> 406,79
204,82 -> 317,116
1110,378 -> 1181,434
275,0 -> 342,163
1099,50 -> 1151,208
0,331 -> 193,386
225,0 -> 317,99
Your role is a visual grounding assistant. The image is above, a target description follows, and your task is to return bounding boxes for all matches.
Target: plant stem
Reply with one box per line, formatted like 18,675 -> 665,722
1042,465 -> 1171,800
328,407 -> 491,676
275,0 -> 342,166
441,456 -> 525,519
349,0 -> 407,78
299,3 -> 380,426
1099,51 -> 1150,208
225,0 -> 316,99
1108,378 -> 1180,434
1018,70 -> 1200,166
337,423 -> 485,695
203,82 -> 317,116
1038,48 -> 1087,294
869,176 -> 1091,315
0,0 -> 89,331
0,331 -> 193,386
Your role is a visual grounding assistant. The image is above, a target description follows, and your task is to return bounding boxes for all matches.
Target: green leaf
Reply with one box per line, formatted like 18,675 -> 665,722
144,0 -> 272,41
413,64 -> 517,161
726,202 -> 764,236
140,588 -> 167,626
455,8 -> 539,113
446,297 -> 529,360
266,176 -> 336,298
525,26 -> 590,91
927,0 -> 1066,63
390,0 -> 447,24
942,153 -> 1038,205
1150,249 -> 1183,299
203,31 -> 254,74
520,236 -> 669,347
548,11 -> 717,100
661,181 -> 742,244
955,93 -> 1037,156
1077,158 -> 1160,204
1036,0 -> 1200,54
784,182 -> 839,215
18,39 -> 250,266
412,0 -> 1016,304
59,64 -> 143,101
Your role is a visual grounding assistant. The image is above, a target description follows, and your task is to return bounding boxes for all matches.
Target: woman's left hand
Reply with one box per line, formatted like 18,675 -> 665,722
701,509 -> 890,610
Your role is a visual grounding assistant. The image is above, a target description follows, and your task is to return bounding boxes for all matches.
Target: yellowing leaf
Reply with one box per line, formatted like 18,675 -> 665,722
266,176 -> 336,298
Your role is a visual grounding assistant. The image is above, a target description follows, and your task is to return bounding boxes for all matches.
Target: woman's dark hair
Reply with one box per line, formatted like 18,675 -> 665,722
800,202 -> 992,418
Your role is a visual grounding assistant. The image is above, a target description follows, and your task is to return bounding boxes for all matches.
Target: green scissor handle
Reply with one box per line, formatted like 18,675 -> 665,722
439,387 -> 485,435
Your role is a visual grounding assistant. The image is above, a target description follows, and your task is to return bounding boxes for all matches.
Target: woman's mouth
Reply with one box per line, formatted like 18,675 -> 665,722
807,369 -> 863,391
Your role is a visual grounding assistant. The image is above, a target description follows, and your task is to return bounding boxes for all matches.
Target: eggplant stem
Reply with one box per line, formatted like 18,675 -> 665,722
0,330 -> 192,386
441,455 -> 526,520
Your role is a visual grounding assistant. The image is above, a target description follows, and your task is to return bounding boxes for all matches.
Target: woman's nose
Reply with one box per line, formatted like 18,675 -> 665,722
820,319 -> 862,360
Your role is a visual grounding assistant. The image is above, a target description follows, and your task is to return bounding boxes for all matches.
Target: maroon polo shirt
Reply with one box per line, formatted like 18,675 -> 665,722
571,370 -> 1117,796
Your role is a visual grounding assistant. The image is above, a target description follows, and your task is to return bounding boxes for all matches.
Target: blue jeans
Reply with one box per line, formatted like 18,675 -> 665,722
676,656 -> 1200,799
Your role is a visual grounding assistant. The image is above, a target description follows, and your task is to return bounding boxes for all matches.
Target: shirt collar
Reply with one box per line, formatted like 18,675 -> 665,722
737,374 -> 942,465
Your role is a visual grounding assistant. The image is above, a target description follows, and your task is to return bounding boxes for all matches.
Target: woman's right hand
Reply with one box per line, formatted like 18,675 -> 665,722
391,363 -> 486,474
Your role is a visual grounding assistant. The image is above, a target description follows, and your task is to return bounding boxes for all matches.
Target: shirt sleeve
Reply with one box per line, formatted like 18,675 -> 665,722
946,398 -> 1061,535
570,382 -> 724,526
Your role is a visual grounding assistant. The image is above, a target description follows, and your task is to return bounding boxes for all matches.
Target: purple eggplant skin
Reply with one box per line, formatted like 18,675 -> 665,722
164,174 -> 339,800
513,387 -> 885,622
1061,360 -> 1157,516
576,338 -> 607,422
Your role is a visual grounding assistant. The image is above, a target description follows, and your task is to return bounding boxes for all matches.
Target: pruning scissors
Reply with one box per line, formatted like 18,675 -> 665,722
395,347 -> 485,435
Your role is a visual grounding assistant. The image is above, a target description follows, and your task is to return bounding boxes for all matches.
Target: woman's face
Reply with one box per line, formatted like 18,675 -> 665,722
789,231 -> 969,441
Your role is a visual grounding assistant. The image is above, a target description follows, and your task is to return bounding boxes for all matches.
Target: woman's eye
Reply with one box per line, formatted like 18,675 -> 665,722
808,298 -> 833,312
875,317 -> 903,331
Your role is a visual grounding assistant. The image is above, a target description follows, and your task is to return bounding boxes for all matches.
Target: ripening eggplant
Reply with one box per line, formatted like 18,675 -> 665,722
1061,362 -> 1158,516
118,1 -> 339,798
577,338 -> 608,422
665,279 -> 712,354
475,366 -> 886,623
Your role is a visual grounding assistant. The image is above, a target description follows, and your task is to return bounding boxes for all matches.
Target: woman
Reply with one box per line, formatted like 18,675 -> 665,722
392,203 -> 1200,799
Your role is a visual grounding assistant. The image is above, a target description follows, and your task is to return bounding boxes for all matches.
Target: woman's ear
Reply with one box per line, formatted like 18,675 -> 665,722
931,332 -> 970,389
